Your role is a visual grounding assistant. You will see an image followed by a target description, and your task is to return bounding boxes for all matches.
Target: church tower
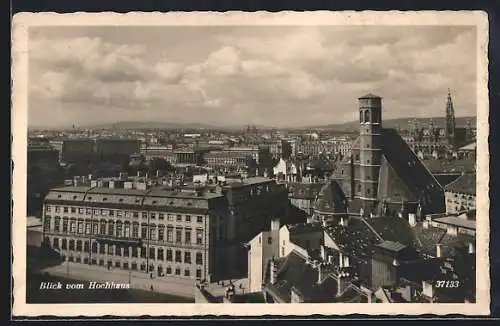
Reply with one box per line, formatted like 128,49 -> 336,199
358,93 -> 383,213
445,89 -> 456,146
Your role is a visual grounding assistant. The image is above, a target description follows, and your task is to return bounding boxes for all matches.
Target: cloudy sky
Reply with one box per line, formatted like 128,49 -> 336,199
28,25 -> 477,128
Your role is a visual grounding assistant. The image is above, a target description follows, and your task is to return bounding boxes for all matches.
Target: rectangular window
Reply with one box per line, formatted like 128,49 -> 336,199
149,248 -> 155,259
185,215 -> 191,222
167,228 -> 173,242
70,221 -> 76,233
151,213 -> 156,219
100,222 -> 106,235
133,212 -> 139,218
184,252 -> 191,264
158,228 -> 165,241
46,206 -> 52,212
123,246 -> 129,257
71,207 -> 76,213
125,211 -> 131,218
140,247 -> 146,258
86,208 -> 91,215
196,252 -> 203,265
63,207 -> 69,213
132,224 -> 139,238
117,210 -> 123,217
61,239 -> 67,250
196,269 -> 202,278
197,216 -> 203,223
55,206 -> 60,213
166,266 -> 172,274
175,268 -> 181,276
196,229 -> 203,245
109,210 -> 115,216
101,209 -> 108,216
54,218 -> 61,232
93,209 -> 99,215
167,215 -> 174,221
132,247 -> 138,258
43,217 -> 51,232
92,222 -> 99,234
141,225 -> 147,238
185,230 -> 191,244
166,249 -> 172,261
176,215 -> 182,222
53,238 -> 59,248
158,249 -> 164,260
268,237 -> 272,245
176,229 -> 182,243
159,213 -> 164,220
175,250 -> 182,263
149,227 -> 156,241
108,223 -> 114,236
78,208 -> 84,214
124,224 -> 131,238
184,269 -> 190,277
142,212 -> 148,218
69,240 -> 75,250
116,224 -> 122,237
78,222 -> 84,234
76,240 -> 82,251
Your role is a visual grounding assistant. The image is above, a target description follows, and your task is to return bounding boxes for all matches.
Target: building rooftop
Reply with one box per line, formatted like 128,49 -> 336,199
314,181 -> 347,214
359,93 -> 382,100
376,240 -> 407,253
433,215 -> 476,230
287,183 -> 324,200
444,172 -> 476,195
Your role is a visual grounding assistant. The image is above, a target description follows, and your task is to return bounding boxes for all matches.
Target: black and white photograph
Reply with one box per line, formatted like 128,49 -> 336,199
12,11 -> 489,316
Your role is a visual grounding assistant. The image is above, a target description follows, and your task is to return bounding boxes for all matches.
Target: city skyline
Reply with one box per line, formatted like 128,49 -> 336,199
28,26 -> 477,129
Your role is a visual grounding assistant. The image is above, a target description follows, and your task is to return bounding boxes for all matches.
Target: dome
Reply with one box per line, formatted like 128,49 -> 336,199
313,181 -> 347,215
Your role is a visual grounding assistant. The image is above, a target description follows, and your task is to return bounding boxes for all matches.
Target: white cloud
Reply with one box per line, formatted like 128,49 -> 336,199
28,26 -> 477,128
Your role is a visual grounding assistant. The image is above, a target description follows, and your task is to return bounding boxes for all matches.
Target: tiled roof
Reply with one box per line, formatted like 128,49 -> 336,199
380,129 -> 443,198
288,222 -> 323,235
411,223 -> 474,258
421,159 -> 476,173
324,218 -> 379,269
365,216 -> 420,248
314,181 -> 347,214
444,172 -> 476,195
376,240 -> 407,253
287,183 -> 324,200
264,251 -> 338,303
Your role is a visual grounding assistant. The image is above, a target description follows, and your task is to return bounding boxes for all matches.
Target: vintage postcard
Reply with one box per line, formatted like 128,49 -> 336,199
12,11 -> 490,317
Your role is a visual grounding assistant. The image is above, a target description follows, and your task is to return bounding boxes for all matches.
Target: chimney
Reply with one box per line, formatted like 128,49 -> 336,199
317,263 -> 323,284
270,258 -> 277,284
468,241 -> 475,254
436,243 -> 442,258
320,246 -> 326,261
343,255 -> 350,268
271,218 -> 280,232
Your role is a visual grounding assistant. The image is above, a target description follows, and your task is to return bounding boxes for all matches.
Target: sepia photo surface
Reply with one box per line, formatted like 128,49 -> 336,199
12,11 -> 490,317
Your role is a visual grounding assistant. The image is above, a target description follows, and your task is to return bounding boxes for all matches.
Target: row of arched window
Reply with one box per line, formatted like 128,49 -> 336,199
359,109 -> 381,124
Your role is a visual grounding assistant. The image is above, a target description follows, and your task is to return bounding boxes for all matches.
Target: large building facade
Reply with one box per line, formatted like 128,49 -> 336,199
41,176 -> 288,282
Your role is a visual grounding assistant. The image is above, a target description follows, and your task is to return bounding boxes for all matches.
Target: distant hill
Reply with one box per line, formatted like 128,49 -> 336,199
29,116 -> 476,132
307,116 -> 477,132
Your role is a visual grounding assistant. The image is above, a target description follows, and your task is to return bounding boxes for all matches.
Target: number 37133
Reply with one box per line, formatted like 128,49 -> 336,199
435,280 -> 460,288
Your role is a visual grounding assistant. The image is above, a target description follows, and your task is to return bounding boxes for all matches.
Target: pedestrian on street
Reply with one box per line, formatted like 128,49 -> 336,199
150,285 -> 153,292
